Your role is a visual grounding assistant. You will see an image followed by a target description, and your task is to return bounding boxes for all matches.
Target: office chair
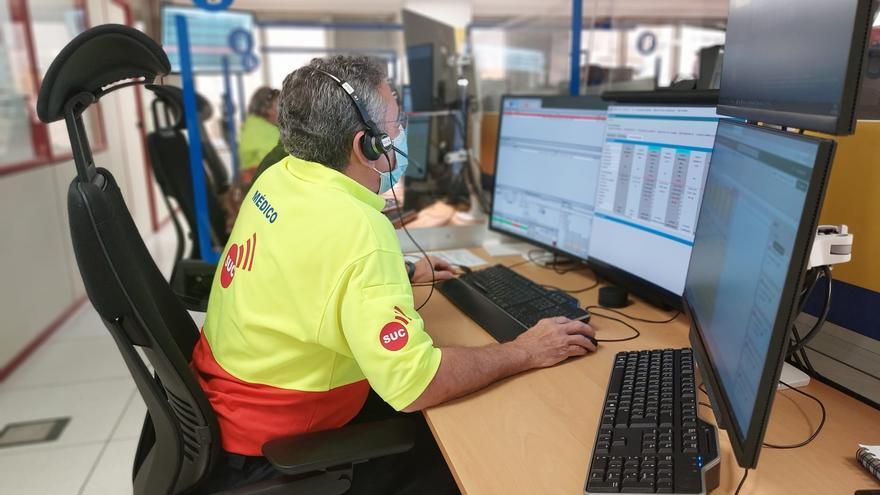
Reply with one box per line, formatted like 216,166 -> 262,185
37,24 -> 415,495
146,84 -> 230,263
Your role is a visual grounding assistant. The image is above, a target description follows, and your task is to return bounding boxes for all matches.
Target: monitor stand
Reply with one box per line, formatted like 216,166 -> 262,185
778,362 -> 811,389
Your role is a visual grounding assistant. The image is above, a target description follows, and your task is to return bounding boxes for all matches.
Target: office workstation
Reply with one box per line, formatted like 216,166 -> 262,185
2,1 -> 880,494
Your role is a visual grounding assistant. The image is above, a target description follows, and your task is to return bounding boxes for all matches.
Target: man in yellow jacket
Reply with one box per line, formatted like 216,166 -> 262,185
193,55 -> 597,493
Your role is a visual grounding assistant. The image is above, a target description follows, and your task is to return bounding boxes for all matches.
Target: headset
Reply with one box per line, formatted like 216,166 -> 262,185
312,66 -> 436,310
311,67 -> 395,161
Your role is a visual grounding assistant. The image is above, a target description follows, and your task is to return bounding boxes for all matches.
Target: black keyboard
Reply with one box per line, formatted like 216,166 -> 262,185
438,264 -> 590,342
585,349 -> 720,494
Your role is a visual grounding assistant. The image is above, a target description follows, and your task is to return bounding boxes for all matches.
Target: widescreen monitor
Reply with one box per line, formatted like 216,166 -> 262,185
685,120 -> 835,468
587,101 -> 731,308
717,0 -> 873,135
490,95 -> 608,262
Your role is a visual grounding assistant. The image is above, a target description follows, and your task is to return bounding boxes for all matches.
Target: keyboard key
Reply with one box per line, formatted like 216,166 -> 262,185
588,480 -> 621,492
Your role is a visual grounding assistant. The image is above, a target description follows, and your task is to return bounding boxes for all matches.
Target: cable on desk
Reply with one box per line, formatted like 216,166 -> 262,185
542,281 -> 600,294
588,310 -> 641,342
698,381 -> 826,450
584,305 -> 681,324
762,379 -> 826,449
734,469 -> 749,495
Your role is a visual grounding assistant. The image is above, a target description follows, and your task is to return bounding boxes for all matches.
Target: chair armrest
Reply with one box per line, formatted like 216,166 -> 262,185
170,259 -> 216,312
262,418 -> 415,476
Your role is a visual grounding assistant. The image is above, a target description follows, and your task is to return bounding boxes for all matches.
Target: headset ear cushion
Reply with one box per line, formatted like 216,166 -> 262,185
360,132 -> 381,160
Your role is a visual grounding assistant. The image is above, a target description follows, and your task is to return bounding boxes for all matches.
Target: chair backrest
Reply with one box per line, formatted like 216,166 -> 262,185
146,85 -> 229,260
37,24 -> 221,495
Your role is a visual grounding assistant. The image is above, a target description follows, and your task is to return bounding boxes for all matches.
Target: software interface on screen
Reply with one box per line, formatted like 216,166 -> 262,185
162,7 -> 255,73
687,121 -> 819,435
491,98 -> 607,260
588,105 -> 726,295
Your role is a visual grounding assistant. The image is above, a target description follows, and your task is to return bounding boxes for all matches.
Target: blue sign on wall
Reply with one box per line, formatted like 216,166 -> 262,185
193,0 -> 234,12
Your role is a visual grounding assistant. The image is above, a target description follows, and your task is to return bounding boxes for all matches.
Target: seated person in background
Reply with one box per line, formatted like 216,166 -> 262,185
192,55 -> 597,493
226,87 -> 281,227
238,86 -> 281,184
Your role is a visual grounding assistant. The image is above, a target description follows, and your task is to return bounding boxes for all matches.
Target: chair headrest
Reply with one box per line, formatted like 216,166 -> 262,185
147,84 -> 214,129
37,24 -> 170,123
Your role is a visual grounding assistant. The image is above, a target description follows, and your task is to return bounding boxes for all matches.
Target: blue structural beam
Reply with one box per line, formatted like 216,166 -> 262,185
569,0 -> 583,96
223,57 -> 242,180
176,14 -> 219,263
257,20 -> 403,31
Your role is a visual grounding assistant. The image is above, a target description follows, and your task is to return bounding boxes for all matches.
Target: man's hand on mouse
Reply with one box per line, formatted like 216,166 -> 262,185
513,316 -> 597,369
411,255 -> 456,284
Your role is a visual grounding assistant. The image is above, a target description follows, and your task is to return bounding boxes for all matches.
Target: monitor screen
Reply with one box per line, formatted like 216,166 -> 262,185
405,115 -> 430,180
490,96 -> 608,261
587,104 -> 727,305
161,6 -> 255,74
717,0 -> 872,135
685,120 -> 834,467
406,44 -> 434,112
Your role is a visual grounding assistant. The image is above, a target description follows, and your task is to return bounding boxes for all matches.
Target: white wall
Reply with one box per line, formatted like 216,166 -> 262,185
0,0 -> 161,371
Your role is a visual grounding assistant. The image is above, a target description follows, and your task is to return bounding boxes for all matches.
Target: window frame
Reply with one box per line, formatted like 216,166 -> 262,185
0,0 -> 107,177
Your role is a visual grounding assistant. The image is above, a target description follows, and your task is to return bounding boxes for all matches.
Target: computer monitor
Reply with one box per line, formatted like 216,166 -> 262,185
161,5 -> 255,74
405,115 -> 431,180
405,44 -> 435,112
685,120 -> 835,468
717,0 -> 873,135
489,95 -> 609,262
402,10 -> 458,111
587,97 -> 730,308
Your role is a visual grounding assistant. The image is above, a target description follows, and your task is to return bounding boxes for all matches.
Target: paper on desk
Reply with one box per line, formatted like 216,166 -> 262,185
859,444 -> 880,457
405,249 -> 488,268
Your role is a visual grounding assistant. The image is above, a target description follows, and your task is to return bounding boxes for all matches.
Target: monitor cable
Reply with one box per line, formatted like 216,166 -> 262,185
697,381 -> 826,450
584,306 -> 681,324
734,469 -> 749,495
787,266 -> 832,359
387,149 -> 435,311
586,309 -> 641,343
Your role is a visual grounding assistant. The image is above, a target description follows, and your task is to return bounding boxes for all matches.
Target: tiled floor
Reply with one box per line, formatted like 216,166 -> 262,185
0,223 -> 197,494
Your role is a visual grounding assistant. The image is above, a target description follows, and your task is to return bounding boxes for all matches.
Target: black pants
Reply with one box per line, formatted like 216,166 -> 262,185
199,391 -> 459,494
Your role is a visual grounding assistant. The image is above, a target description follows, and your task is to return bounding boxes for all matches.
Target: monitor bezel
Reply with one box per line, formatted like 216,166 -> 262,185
488,94 -> 609,263
716,0 -> 873,136
585,97 -> 723,310
683,120 -> 836,468
160,4 -> 257,75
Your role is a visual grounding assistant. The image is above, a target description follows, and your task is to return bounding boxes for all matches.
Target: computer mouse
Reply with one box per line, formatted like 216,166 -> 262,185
588,335 -> 598,347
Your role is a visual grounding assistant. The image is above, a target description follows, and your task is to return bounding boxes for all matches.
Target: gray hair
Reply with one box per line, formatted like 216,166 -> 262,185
278,55 -> 388,171
247,86 -> 279,119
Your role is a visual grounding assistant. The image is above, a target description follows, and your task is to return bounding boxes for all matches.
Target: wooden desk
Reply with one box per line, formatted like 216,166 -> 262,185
417,248 -> 880,495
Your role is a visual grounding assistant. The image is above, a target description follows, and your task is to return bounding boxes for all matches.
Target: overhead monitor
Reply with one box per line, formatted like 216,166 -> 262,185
402,10 -> 457,110
685,120 -> 835,467
405,115 -> 431,180
717,0 -> 873,135
587,102 -> 730,308
161,5 -> 255,74
490,95 -> 609,262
